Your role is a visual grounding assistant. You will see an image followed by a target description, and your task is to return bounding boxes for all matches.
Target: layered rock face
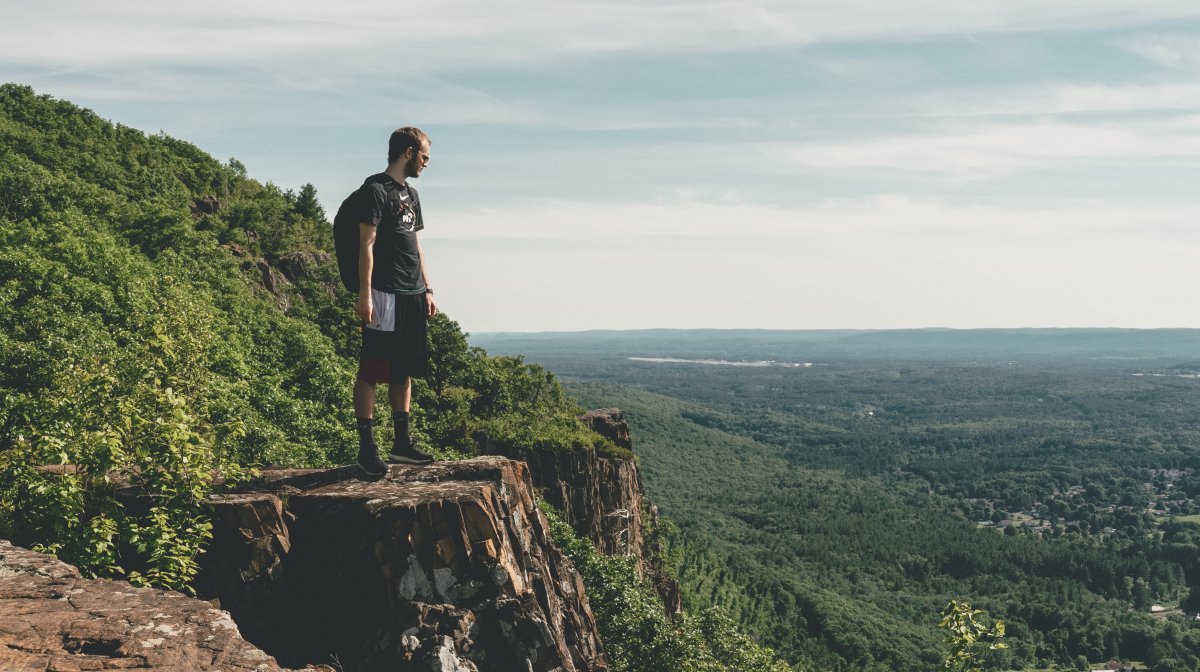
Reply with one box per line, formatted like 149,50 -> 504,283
485,409 -> 644,559
0,540 -> 307,672
513,446 -> 645,560
484,408 -> 682,615
580,409 -> 681,613
197,457 -> 607,672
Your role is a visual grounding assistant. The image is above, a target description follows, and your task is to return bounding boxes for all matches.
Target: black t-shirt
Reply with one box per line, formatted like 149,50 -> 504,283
354,173 -> 426,294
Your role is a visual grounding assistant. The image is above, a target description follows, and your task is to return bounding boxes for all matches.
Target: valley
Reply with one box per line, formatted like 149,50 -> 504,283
475,330 -> 1200,671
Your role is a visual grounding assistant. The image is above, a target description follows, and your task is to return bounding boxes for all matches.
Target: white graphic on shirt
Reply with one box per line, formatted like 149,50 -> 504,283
394,191 -> 418,231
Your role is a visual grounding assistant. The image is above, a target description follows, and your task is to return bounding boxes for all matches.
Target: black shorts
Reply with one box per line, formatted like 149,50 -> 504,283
358,290 -> 429,383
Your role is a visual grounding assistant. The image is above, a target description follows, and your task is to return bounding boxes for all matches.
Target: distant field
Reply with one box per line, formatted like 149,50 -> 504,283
1176,514 -> 1200,524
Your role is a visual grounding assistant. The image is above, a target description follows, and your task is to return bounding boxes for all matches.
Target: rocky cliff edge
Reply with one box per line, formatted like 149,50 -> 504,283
0,538 -> 315,671
3,456 -> 608,672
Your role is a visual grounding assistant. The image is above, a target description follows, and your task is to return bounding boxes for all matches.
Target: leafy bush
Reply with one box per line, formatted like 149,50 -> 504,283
541,501 -> 791,672
0,84 -> 360,586
938,600 -> 1006,672
0,290 -> 252,589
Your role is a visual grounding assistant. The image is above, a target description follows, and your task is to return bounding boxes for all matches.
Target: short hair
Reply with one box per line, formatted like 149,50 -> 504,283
388,127 -> 429,163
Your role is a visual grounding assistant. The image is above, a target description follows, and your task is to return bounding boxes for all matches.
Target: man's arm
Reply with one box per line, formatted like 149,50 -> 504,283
357,223 -> 376,323
417,234 -> 437,318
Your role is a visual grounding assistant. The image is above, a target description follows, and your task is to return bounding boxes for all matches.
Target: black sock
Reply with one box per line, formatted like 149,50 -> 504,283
357,418 -> 375,451
392,411 -> 410,450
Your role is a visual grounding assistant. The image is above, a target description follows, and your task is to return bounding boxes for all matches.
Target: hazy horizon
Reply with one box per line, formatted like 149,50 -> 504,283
472,326 -> 1200,334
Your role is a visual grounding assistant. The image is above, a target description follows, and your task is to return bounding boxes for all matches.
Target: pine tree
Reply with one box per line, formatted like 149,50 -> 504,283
295,183 -> 326,221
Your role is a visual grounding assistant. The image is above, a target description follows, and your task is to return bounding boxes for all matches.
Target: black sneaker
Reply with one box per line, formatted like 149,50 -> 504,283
357,444 -> 388,476
388,437 -> 434,465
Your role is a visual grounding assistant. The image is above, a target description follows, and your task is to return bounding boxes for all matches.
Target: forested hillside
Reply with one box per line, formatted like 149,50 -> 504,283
0,85 -> 789,672
479,334 -> 1200,671
0,81 -> 611,583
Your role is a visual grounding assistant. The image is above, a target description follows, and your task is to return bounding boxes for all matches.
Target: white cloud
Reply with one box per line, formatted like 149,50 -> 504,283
6,2 -> 1196,331
918,82 -> 1200,118
770,119 -> 1200,177
423,195 -> 1200,330
1118,32 -> 1200,71
433,194 -> 1200,243
12,2 -> 1200,137
6,1 -> 1200,73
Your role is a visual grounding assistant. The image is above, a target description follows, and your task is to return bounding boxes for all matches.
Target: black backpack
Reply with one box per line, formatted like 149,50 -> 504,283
333,175 -> 412,293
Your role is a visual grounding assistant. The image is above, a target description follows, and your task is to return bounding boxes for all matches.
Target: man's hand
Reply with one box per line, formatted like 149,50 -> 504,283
357,223 -> 376,323
426,292 -> 438,318
357,292 -> 374,324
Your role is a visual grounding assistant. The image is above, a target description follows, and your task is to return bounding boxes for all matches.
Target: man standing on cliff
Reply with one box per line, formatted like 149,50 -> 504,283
349,127 -> 437,476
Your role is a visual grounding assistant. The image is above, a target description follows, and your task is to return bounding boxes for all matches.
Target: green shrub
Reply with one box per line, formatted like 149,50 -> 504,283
938,600 -> 1006,672
541,501 -> 790,672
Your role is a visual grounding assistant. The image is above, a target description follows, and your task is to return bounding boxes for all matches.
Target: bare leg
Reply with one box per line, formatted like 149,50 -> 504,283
354,378 -> 377,419
388,376 -> 412,413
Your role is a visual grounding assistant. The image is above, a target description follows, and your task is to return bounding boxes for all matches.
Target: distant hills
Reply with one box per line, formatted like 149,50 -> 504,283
474,328 -> 1200,363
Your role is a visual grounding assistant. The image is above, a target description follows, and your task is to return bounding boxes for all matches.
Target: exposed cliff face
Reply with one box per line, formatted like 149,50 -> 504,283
479,409 -> 643,561
0,540 -> 311,672
484,408 -> 682,614
274,251 -> 331,282
512,446 -> 645,560
196,457 -> 608,672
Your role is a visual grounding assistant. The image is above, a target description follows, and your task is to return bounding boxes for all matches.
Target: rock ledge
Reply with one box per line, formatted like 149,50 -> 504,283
198,456 -> 607,672
0,539 -> 302,671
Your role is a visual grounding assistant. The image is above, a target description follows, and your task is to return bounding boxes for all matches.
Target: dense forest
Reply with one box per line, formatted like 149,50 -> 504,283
0,84 -> 786,671
476,332 -> 1200,671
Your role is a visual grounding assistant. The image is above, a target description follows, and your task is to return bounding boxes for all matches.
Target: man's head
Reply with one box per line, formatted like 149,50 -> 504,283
388,127 -> 431,179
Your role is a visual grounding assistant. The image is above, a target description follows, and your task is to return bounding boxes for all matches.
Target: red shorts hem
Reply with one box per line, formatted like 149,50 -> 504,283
357,358 -> 391,384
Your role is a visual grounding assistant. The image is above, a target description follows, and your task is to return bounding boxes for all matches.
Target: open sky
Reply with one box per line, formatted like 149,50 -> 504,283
5,1 -> 1200,331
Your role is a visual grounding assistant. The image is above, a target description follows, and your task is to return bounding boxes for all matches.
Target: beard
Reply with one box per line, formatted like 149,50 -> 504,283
404,154 -> 422,179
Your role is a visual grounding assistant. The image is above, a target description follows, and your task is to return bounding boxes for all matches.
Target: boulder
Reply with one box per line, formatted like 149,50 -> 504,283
274,251 -> 332,282
190,195 -> 221,216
